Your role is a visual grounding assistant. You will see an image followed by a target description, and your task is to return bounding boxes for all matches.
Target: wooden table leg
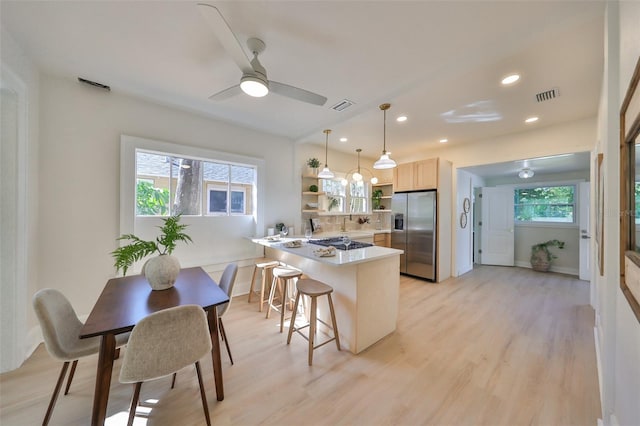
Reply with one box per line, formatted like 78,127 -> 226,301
207,308 -> 224,401
90,333 -> 116,426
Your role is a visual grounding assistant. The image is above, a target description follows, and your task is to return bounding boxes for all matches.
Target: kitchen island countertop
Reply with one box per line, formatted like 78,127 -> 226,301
251,237 -> 402,266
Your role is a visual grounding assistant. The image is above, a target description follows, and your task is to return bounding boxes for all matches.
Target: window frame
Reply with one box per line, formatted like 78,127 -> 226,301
513,182 -> 580,228
120,135 -> 265,236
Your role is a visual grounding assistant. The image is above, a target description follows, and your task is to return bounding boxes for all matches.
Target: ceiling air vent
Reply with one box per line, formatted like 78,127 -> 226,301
535,87 -> 559,102
331,99 -> 355,111
78,77 -> 111,91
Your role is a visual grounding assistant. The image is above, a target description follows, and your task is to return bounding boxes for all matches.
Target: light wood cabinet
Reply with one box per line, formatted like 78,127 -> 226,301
413,158 -> 438,190
374,232 -> 390,248
393,163 -> 414,192
393,158 -> 438,191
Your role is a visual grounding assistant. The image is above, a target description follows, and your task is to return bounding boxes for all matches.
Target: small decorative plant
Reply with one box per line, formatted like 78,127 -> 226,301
309,184 -> 319,192
306,158 -> 320,169
372,189 -> 384,210
530,239 -> 565,272
357,216 -> 370,225
328,197 -> 340,211
111,215 -> 192,276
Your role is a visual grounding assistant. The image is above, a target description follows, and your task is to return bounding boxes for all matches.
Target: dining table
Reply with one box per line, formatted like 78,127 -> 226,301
80,266 -> 229,426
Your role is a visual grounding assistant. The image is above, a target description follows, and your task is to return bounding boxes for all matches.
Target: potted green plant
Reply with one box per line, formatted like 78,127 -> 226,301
111,215 -> 192,290
530,239 -> 565,272
372,189 -> 384,210
306,157 -> 320,175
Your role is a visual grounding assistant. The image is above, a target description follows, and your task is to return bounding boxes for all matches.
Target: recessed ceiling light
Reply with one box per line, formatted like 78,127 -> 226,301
396,115 -> 408,122
501,74 -> 520,85
340,137 -> 348,142
439,138 -> 448,143
525,116 -> 539,123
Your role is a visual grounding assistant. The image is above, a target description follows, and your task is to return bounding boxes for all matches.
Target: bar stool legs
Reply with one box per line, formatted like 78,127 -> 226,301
266,267 -> 302,332
248,261 -> 279,312
287,278 -> 340,365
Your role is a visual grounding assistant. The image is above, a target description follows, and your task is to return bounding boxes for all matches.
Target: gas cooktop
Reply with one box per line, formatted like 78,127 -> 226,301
309,237 -> 373,251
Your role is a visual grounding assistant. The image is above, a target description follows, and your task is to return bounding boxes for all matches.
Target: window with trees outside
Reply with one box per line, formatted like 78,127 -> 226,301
135,150 -> 255,217
514,185 -> 576,224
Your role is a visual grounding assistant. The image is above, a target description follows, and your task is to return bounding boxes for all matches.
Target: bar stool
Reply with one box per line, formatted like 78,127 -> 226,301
266,267 -> 302,332
248,260 -> 280,312
287,278 -> 340,365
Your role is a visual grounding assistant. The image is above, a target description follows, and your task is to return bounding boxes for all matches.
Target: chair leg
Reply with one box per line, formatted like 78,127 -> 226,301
42,361 -> 70,426
171,372 -> 177,389
279,279 -> 288,333
309,296 -> 317,366
248,265 -> 258,303
287,291 -> 301,344
327,293 -> 341,350
63,360 -> 78,395
127,382 -> 142,426
218,318 -> 234,365
195,361 -> 212,426
265,276 -> 278,319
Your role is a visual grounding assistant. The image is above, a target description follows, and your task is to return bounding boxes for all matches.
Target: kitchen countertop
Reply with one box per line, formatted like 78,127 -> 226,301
252,237 -> 402,266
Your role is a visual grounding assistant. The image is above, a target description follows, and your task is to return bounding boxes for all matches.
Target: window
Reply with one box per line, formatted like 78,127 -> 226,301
514,185 -> 575,223
135,150 -> 255,217
321,178 -> 369,214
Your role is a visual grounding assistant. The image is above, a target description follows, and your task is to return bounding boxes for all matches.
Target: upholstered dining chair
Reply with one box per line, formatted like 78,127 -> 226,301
119,304 -> 212,426
217,262 -> 238,365
32,288 -> 129,426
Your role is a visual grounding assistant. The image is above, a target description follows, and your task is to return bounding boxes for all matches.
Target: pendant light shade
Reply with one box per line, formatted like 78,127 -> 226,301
347,148 -> 378,183
373,103 -> 397,170
317,129 -> 335,179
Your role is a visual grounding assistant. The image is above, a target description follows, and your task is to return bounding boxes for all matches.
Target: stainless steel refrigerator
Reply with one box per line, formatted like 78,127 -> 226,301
391,191 -> 437,281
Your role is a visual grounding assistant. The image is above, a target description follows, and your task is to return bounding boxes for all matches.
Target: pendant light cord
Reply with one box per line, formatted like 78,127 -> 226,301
324,129 -> 330,167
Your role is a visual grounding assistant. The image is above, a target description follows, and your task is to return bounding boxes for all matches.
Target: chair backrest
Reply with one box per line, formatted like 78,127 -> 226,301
217,263 -> 238,317
32,288 -> 86,361
119,305 -> 212,384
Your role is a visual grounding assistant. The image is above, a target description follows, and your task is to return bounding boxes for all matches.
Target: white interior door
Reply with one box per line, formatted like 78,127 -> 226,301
579,182 -> 591,281
480,187 -> 515,266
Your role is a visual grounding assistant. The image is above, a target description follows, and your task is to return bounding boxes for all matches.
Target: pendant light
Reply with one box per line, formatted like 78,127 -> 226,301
373,103 -> 397,169
317,129 -> 335,179
353,149 -> 363,182
347,148 -> 379,184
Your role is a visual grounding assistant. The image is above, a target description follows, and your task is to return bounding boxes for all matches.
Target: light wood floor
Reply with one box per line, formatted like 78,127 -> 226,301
0,266 -> 601,425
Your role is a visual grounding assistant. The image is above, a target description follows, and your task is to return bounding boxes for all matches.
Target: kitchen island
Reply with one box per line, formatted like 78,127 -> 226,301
253,237 -> 402,354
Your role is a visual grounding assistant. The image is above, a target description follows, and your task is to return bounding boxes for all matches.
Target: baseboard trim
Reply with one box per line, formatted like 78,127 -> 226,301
594,326 -> 604,420
514,261 -> 578,276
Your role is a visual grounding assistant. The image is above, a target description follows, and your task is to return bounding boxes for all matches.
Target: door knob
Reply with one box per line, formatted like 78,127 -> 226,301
581,235 -> 591,239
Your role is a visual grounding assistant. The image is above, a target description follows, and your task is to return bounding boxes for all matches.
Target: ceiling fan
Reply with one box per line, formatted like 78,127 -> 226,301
197,3 -> 328,106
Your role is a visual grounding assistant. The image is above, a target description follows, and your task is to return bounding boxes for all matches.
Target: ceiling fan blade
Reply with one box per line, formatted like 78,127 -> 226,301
209,84 -> 243,101
269,81 -> 327,106
197,3 -> 253,74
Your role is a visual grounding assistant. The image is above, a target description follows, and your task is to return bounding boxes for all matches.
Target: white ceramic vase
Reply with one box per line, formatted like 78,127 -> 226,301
143,254 -> 180,290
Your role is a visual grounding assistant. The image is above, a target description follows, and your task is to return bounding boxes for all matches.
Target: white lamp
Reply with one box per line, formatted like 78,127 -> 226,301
317,129 -> 335,179
373,103 -> 397,169
240,74 -> 268,97
518,168 -> 534,179
347,148 -> 379,184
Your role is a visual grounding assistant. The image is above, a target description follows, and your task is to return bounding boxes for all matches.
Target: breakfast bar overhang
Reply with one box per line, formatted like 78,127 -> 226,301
253,238 -> 403,354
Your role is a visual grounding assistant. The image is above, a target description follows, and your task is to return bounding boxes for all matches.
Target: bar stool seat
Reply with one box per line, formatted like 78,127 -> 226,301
266,267 -> 302,332
248,260 -> 280,312
287,278 -> 340,365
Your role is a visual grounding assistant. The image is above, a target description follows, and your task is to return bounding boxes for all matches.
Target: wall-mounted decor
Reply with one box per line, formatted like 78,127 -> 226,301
463,197 -> 471,213
460,212 -> 468,229
620,55 -> 640,324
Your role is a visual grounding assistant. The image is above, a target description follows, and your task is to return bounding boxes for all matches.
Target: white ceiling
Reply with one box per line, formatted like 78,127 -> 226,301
1,0 -> 604,173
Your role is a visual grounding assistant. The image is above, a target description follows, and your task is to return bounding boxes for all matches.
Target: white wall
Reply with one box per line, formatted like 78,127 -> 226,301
37,73 -> 294,324
397,116 -> 596,169
1,28 -> 40,367
455,169 -> 474,276
596,2 -> 640,426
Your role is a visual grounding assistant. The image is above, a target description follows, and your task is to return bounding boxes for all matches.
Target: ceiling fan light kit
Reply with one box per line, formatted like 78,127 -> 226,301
197,4 -> 327,105
318,129 -> 335,179
240,75 -> 268,97
519,168 -> 534,179
374,103 -> 397,170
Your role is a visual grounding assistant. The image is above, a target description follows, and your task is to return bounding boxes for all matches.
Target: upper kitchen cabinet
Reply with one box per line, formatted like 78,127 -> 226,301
393,158 -> 438,191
